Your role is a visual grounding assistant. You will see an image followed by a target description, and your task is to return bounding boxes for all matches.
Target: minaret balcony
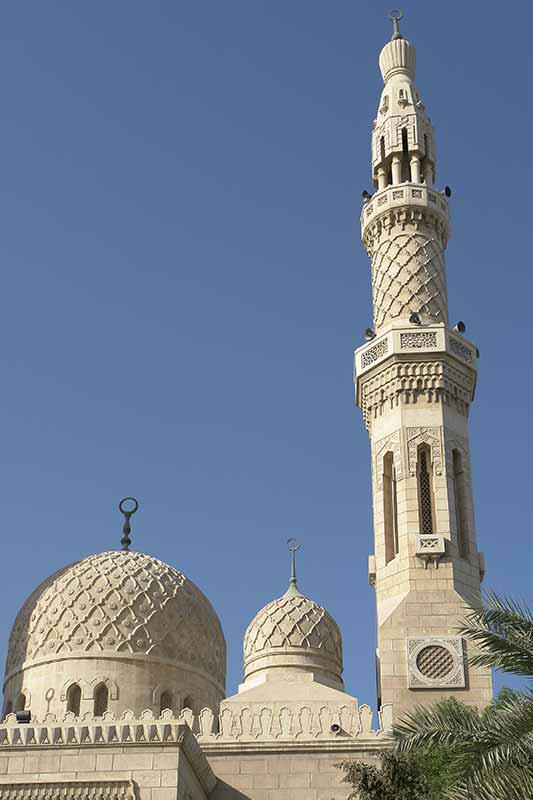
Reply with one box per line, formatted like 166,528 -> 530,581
360,183 -> 449,239
355,323 -> 477,379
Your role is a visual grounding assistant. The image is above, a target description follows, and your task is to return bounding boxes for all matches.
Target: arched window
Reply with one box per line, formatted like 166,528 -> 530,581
417,445 -> 435,535
15,693 -> 26,713
4,700 -> 13,717
453,449 -> 469,559
182,695 -> 194,713
160,691 -> 173,715
66,683 -> 81,716
93,684 -> 109,717
383,452 -> 399,563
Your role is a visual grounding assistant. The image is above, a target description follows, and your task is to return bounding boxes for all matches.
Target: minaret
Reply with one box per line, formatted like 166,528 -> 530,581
354,14 -> 492,716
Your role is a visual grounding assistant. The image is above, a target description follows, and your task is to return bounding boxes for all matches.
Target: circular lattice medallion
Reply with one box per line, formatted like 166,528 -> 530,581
416,645 -> 454,680
407,637 -> 465,689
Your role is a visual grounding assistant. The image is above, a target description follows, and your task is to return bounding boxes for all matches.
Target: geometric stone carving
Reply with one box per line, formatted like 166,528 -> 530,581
361,338 -> 388,368
400,331 -> 438,349
415,535 -> 446,568
407,637 -> 465,689
0,780 -> 135,800
406,427 -> 443,476
357,358 -> 476,430
244,593 -> 343,675
449,336 -> 474,363
366,223 -> 449,331
5,550 -> 226,691
375,430 -> 403,489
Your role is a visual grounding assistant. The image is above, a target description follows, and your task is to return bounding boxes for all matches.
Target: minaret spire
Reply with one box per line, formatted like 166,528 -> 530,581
354,19 -> 492,716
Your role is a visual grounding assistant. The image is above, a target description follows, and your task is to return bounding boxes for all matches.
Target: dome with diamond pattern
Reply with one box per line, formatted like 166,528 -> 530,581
243,574 -> 343,688
3,550 -> 226,719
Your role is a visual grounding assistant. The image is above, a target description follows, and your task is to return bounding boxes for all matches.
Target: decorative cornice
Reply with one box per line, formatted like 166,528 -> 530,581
357,358 -> 475,430
362,193 -> 450,249
0,779 -> 134,800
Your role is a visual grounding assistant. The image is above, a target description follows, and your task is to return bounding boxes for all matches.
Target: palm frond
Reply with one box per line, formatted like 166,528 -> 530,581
394,698 -> 483,752
396,693 -> 533,800
461,593 -> 533,675
449,764 -> 533,800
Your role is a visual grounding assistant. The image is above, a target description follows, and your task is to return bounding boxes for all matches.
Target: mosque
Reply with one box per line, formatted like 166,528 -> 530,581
0,14 -> 492,800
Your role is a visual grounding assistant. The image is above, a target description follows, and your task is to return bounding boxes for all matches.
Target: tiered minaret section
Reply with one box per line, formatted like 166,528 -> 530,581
355,19 -> 492,716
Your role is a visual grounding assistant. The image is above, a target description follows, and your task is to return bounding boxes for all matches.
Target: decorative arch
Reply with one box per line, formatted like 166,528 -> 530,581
60,678 -> 90,702
182,695 -> 194,714
93,683 -> 109,717
66,683 -> 81,716
153,684 -> 175,715
375,430 -> 403,490
88,676 -> 119,701
406,426 -> 443,476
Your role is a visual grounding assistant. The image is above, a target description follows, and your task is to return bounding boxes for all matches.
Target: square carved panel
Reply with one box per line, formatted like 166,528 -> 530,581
407,637 -> 465,689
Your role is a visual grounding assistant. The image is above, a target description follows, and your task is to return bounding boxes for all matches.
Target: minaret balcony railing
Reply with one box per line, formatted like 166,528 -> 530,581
360,183 -> 449,237
354,323 -> 478,380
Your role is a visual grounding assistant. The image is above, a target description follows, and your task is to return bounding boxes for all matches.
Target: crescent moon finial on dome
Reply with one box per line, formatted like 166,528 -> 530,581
119,497 -> 139,551
286,538 -> 302,596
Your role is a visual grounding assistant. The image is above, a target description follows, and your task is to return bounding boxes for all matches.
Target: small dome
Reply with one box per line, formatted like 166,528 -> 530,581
4,550 -> 226,718
243,582 -> 343,687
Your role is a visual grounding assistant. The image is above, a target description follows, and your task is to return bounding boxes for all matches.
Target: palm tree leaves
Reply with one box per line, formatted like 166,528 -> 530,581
460,593 -> 533,675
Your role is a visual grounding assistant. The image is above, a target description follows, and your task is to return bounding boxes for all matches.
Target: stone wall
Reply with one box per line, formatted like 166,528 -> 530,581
206,744 -> 384,800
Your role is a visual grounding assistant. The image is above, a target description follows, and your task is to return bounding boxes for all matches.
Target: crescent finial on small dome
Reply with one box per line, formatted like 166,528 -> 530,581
119,497 -> 139,551
286,538 -> 303,597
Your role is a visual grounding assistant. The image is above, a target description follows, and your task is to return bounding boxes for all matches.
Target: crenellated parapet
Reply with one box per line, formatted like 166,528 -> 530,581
0,702 -> 392,747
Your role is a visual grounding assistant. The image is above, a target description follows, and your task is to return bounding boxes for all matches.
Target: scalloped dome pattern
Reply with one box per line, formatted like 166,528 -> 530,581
244,592 -> 342,670
5,551 -> 226,689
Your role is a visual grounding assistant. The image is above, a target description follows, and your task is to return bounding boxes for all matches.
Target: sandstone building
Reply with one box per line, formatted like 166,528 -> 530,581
0,15 -> 492,800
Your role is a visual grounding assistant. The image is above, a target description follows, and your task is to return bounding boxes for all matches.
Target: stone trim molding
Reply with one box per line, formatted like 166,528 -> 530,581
0,720 -> 215,796
356,358 -> 476,429
0,779 -> 134,800
407,637 -> 465,689
0,704 -> 391,748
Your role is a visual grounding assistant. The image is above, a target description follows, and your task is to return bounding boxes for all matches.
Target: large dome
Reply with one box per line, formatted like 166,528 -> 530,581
243,583 -> 343,687
3,550 -> 226,719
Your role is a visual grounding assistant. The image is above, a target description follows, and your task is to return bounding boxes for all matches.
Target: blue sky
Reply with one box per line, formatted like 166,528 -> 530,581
0,0 -> 531,708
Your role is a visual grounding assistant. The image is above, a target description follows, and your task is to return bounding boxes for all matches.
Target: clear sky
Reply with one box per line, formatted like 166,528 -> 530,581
1,0 -> 531,708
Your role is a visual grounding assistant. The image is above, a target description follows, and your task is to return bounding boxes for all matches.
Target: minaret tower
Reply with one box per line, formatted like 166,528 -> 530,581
354,13 -> 492,716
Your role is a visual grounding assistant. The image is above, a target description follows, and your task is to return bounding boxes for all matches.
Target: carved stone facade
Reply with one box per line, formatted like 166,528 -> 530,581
366,216 -> 449,331
407,637 -> 466,689
4,551 -> 226,722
